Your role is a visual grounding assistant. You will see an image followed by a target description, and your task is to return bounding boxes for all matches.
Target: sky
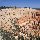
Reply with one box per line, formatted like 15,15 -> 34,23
0,0 -> 40,8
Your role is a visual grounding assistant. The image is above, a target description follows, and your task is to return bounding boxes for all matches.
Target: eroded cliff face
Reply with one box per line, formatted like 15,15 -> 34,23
0,8 -> 40,36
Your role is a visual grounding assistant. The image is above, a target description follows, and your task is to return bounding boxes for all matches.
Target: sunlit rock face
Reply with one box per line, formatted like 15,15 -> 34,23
0,8 -> 40,36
